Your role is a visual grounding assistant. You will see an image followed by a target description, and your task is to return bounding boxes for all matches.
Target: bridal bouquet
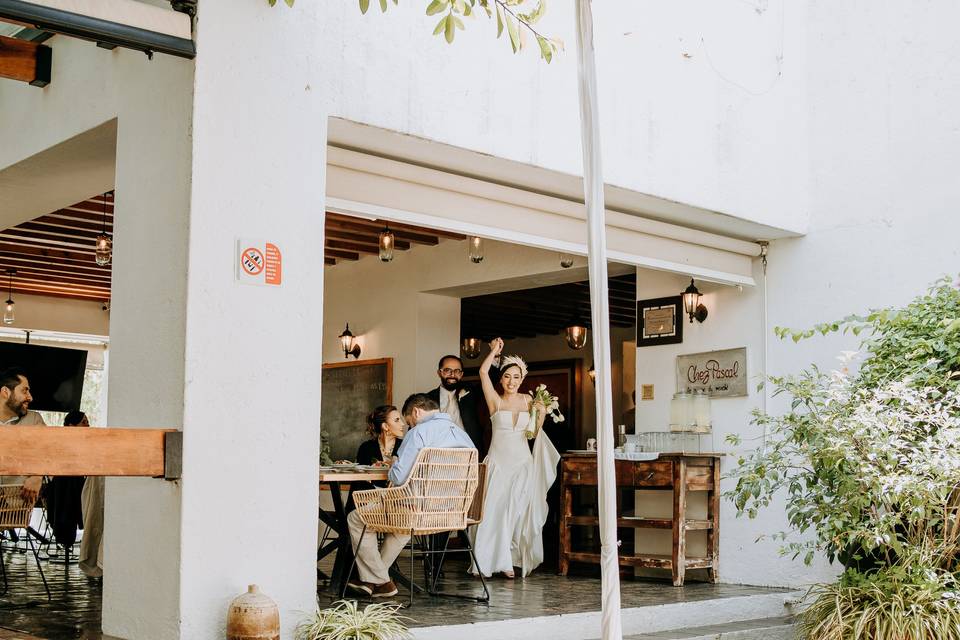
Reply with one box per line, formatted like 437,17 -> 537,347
526,384 -> 564,439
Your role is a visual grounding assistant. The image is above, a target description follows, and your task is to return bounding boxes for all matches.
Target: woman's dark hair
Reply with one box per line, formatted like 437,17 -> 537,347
64,410 -> 87,426
499,363 -> 522,379
365,404 -> 398,438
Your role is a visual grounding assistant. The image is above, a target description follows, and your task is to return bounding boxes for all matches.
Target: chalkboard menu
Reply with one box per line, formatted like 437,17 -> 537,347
321,358 -> 393,462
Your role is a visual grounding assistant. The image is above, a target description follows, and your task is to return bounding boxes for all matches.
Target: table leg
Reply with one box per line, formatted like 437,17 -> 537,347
671,458 -> 687,587
326,482 -> 351,594
706,458 -> 720,583
559,479 -> 571,576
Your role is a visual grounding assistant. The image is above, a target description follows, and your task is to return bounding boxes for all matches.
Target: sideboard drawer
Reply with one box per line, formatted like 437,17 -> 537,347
634,461 -> 673,487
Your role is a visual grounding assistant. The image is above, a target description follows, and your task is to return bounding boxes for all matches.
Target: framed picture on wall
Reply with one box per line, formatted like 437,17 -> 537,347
637,296 -> 683,347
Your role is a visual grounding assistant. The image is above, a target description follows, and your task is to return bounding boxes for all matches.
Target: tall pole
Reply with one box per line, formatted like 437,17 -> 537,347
575,2 -> 623,638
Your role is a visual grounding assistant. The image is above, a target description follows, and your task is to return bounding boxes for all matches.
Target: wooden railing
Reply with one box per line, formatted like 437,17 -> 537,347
0,426 -> 181,479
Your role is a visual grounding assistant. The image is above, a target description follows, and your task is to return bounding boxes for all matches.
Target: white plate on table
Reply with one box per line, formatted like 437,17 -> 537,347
566,449 -> 596,454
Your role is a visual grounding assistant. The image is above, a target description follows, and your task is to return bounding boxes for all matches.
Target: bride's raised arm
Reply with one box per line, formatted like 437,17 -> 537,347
479,337 -> 503,415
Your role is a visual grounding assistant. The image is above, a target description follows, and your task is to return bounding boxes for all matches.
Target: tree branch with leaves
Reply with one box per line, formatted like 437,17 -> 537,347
270,0 -> 562,63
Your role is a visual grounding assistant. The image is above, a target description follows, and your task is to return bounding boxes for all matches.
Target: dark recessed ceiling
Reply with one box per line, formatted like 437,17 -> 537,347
461,273 -> 637,340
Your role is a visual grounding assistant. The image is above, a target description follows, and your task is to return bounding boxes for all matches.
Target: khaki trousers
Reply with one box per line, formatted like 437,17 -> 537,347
347,508 -> 409,585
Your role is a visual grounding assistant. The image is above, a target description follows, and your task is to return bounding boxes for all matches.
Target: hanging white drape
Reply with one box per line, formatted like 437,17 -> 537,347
575,2 -> 623,639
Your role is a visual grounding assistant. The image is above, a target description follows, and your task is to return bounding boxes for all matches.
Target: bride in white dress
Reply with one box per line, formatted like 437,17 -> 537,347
469,337 -> 561,578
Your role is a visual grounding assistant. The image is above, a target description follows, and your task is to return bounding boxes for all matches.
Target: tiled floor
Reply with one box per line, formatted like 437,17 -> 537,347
2,546 -> 784,639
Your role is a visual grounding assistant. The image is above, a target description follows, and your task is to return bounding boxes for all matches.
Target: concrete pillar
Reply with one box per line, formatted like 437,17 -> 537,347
105,2 -> 326,637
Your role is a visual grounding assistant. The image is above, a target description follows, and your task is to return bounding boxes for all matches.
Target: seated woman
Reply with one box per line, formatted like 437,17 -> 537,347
356,404 -> 405,467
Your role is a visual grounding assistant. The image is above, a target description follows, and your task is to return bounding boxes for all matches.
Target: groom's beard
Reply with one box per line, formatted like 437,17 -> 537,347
440,378 -> 460,391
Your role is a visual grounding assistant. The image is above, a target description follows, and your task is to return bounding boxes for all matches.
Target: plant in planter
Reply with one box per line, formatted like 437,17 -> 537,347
726,276 -> 960,638
295,600 -> 412,640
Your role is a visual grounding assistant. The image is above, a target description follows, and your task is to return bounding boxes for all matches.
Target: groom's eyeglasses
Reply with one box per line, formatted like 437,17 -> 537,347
440,368 -> 463,376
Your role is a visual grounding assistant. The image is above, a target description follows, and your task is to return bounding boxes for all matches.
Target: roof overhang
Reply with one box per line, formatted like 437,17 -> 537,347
0,0 -> 194,59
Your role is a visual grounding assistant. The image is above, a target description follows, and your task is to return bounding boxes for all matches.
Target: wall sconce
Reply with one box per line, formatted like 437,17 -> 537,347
95,191 -> 113,266
338,322 -> 362,359
468,236 -> 484,264
682,278 -> 708,323
564,311 -> 588,350
378,225 -> 395,262
559,253 -> 574,268
461,337 -> 481,359
3,269 -> 15,325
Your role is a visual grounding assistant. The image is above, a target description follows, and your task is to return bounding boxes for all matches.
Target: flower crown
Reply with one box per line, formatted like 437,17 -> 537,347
499,354 -> 528,379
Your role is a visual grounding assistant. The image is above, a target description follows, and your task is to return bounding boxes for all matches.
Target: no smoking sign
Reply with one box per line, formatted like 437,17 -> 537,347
236,238 -> 282,287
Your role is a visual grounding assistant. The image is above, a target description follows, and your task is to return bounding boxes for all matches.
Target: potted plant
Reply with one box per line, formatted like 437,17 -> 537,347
295,600 -> 412,640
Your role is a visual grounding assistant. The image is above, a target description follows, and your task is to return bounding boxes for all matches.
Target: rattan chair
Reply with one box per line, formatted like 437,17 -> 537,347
343,447 -> 488,606
0,484 -> 50,601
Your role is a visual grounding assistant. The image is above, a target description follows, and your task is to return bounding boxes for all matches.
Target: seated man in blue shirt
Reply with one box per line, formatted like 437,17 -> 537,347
347,393 -> 476,597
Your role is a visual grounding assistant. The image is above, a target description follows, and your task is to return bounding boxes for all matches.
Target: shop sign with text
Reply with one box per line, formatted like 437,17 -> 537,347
676,347 -> 747,397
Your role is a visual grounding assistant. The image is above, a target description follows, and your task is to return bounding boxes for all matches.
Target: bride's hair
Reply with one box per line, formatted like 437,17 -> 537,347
499,354 -> 528,380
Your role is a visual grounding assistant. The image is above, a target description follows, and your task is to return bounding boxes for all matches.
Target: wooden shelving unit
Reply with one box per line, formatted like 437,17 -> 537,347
558,453 -> 721,586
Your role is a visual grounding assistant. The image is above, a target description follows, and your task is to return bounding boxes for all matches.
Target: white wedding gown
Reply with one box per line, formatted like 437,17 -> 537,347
469,404 -> 561,577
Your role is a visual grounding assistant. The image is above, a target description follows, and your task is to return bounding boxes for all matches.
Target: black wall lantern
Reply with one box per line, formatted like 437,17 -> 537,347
682,279 -> 708,323
338,322 -> 362,359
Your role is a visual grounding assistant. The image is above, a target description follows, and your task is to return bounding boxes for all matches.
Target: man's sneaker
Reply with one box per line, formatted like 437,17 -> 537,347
371,580 -> 398,598
346,580 -> 374,595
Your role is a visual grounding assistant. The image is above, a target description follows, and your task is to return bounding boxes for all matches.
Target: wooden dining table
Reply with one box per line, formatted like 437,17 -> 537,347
318,467 -> 388,594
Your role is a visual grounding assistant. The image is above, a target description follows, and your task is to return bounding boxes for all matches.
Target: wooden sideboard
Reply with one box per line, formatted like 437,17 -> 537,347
558,453 -> 721,586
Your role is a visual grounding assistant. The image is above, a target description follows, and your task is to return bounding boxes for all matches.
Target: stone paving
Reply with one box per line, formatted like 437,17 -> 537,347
2,547 -> 785,639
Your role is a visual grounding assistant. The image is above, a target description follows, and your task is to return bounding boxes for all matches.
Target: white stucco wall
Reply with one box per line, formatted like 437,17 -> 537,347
317,2 -> 808,234
0,293 -> 109,336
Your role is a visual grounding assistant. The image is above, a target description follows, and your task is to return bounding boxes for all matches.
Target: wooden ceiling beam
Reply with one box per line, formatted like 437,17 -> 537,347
50,209 -> 114,224
324,218 -> 440,246
34,215 -> 113,234
0,261 -> 111,285
11,285 -> 109,302
0,230 -> 94,251
325,248 -> 360,261
0,250 -> 109,274
325,228 -> 412,250
64,199 -> 113,214
17,221 -> 106,242
325,213 -> 465,240
0,35 -> 51,87
324,257 -> 337,266
325,239 -> 379,255
0,241 -> 96,263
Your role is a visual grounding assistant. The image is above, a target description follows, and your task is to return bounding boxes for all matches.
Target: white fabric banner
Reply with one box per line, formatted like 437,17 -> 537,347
575,2 -> 624,639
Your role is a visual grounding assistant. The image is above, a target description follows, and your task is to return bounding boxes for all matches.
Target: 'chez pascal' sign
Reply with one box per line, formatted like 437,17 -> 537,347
676,347 -> 748,397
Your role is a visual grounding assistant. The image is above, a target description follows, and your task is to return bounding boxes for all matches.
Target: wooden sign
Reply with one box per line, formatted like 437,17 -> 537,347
676,347 -> 747,397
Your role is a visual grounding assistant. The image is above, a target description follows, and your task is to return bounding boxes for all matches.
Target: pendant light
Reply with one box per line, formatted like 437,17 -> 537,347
461,337 -> 482,359
378,225 -> 395,262
95,191 -> 113,266
468,236 -> 484,263
564,308 -> 588,350
3,269 -> 15,325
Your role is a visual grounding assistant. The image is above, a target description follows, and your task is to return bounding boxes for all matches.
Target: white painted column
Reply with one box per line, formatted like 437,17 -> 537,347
106,2 -> 327,638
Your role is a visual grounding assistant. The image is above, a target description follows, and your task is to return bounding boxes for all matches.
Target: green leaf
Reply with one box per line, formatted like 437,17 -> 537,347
536,35 -> 552,62
506,14 -> 520,52
452,15 -> 465,30
496,4 -> 504,38
433,15 -> 447,35
284,0 -> 294,6
379,0 -> 387,11
520,0 -> 546,24
426,0 -> 446,15
359,0 -> 370,14
444,13 -> 456,43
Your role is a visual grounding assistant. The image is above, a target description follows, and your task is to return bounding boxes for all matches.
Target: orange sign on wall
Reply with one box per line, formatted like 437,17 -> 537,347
236,238 -> 282,287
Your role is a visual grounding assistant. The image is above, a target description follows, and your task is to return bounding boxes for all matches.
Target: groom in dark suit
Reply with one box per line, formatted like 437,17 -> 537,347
425,355 -> 484,455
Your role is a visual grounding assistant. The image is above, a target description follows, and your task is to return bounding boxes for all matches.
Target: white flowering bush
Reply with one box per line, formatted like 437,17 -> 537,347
729,367 -> 960,568
727,276 -> 960,639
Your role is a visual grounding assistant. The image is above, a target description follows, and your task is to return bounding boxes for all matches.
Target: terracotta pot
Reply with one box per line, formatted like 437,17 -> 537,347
226,584 -> 280,640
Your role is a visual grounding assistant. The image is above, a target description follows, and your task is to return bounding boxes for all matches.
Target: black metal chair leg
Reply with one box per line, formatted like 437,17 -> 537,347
409,529 -> 415,608
0,538 -> 8,596
429,535 -> 452,593
465,537 -> 490,603
340,524 -> 366,599
27,535 -> 50,602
